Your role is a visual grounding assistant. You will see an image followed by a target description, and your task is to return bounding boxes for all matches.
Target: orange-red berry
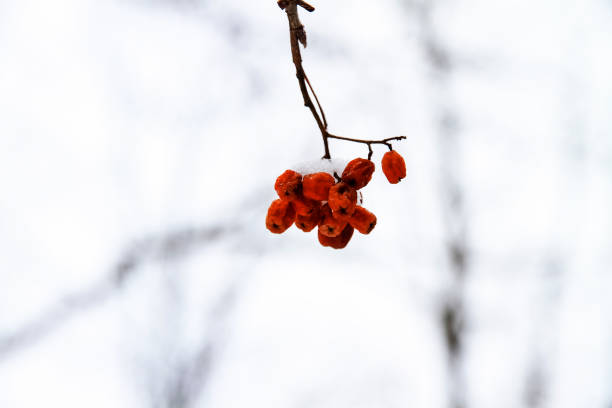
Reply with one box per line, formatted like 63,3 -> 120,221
274,169 -> 302,200
302,172 -> 335,201
290,194 -> 320,217
318,203 -> 347,237
349,206 -> 377,234
342,158 -> 375,190
317,224 -> 354,249
265,199 -> 296,234
295,205 -> 322,232
381,150 -> 406,184
328,182 -> 357,218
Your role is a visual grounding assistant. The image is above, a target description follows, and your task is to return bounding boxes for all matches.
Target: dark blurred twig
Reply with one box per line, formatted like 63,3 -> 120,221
0,182 -> 270,363
523,256 -> 564,408
410,0 -> 469,407
155,277 -> 242,408
0,223 -> 242,362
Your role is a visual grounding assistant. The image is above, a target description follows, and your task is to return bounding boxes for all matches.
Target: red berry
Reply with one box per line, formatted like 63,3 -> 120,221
295,205 -> 322,232
318,203 -> 347,237
381,150 -> 406,184
302,172 -> 335,201
265,199 -> 296,234
318,224 -> 354,249
274,169 -> 302,200
349,206 -> 377,234
342,158 -> 375,190
328,182 -> 357,219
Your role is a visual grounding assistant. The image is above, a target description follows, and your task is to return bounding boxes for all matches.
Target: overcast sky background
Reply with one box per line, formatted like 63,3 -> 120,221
1,0 -> 611,407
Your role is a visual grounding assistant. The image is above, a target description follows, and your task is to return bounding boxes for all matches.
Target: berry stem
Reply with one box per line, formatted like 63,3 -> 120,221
279,0 -> 406,159
326,134 -> 407,160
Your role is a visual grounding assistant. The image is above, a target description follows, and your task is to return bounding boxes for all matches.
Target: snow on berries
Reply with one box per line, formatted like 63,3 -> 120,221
265,152 -> 406,249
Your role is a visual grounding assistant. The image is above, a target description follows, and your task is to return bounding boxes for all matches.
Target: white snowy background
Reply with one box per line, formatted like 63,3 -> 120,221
0,0 -> 611,407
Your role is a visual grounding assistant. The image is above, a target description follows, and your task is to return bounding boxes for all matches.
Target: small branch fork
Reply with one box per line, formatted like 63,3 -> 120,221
277,0 -> 406,160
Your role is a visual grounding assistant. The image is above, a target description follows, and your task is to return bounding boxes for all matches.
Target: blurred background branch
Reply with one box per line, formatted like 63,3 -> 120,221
413,0 -> 469,406
0,222 -> 243,362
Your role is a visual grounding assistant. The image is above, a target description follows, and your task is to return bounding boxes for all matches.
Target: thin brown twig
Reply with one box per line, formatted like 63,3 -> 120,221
304,73 -> 327,129
327,134 -> 407,159
279,0 -> 406,160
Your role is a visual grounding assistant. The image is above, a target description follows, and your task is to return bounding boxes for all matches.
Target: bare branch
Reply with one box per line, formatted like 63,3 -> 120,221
327,134 -> 407,159
156,279 -> 242,408
408,0 -> 469,407
0,223 -> 242,362
279,0 -> 406,159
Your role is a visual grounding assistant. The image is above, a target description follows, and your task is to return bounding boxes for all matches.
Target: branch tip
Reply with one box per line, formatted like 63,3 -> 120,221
297,0 -> 315,12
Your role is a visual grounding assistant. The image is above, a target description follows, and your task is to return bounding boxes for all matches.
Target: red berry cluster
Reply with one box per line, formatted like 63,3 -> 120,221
266,150 -> 406,249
